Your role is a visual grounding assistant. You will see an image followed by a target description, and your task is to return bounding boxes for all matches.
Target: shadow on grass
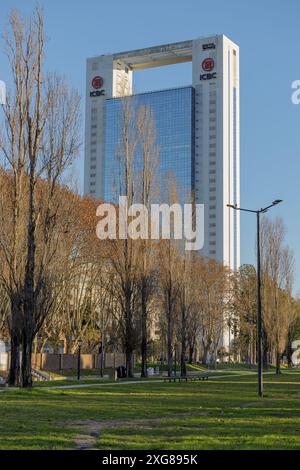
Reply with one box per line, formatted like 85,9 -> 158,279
0,371 -> 299,449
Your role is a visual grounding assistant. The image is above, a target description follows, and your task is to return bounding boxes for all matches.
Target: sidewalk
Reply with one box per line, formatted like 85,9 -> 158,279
36,371 -> 262,390
0,371 -> 275,392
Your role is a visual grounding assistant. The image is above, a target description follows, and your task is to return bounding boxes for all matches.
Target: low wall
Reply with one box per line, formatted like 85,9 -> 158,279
31,352 -> 127,371
0,352 -> 131,372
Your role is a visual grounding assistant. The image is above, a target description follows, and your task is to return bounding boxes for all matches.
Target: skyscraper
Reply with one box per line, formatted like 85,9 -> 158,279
84,35 -> 240,271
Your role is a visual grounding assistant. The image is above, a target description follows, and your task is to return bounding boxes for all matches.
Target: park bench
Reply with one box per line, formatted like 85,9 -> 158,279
163,375 -> 208,383
188,375 -> 209,381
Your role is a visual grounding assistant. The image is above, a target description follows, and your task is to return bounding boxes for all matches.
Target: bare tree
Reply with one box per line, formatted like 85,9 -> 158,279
156,178 -> 182,377
176,251 -> 203,376
196,258 -> 229,368
261,217 -> 294,374
231,264 -> 257,364
34,195 -> 113,357
135,105 -> 158,377
158,237 -> 180,377
103,98 -> 143,377
0,8 -> 81,387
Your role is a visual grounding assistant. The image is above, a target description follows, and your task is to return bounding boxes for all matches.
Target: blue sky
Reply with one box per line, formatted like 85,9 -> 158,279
1,0 -> 300,292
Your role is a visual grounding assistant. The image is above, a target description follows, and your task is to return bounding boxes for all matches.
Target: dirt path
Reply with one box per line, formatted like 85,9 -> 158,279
71,410 -> 210,450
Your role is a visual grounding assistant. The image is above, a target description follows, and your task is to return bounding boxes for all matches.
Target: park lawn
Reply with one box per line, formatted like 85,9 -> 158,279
32,369 -> 255,388
0,370 -> 299,450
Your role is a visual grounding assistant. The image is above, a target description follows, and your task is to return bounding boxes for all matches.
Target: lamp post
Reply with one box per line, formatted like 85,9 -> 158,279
227,200 -> 282,397
99,340 -> 103,378
174,344 -> 177,377
77,339 -> 82,381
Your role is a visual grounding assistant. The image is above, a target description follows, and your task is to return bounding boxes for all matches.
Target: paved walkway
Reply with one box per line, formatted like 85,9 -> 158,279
36,372 -> 263,390
0,371 -> 275,392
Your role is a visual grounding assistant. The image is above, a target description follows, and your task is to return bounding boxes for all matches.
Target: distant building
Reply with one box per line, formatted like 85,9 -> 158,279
0,80 -> 6,105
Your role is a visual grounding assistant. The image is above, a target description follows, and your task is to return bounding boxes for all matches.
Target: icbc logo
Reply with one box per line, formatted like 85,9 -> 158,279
92,76 -> 104,89
90,76 -> 105,97
202,58 -> 215,72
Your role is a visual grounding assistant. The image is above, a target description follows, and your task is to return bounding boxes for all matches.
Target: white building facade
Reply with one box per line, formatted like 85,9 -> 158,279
84,35 -> 240,272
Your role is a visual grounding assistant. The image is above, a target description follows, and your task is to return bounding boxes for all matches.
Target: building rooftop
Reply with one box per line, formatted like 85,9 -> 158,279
111,40 -> 193,70
89,35 -> 239,70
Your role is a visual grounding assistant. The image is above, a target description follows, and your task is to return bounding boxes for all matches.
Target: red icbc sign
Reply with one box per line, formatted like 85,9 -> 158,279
202,58 -> 215,72
92,76 -> 104,89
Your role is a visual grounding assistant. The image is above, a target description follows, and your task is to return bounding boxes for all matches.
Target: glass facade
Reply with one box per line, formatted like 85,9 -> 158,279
104,86 -> 195,204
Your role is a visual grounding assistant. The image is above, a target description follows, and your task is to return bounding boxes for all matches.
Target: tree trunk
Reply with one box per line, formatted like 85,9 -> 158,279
194,345 -> 198,363
167,303 -> 172,377
125,349 -> 133,378
64,334 -> 73,354
188,343 -> 194,364
7,296 -> 22,386
21,138 -> 37,388
180,341 -> 187,377
202,340 -> 210,366
20,332 -> 33,388
124,287 -> 134,378
286,329 -> 293,368
276,349 -> 281,375
161,349 -> 165,367
252,331 -> 256,364
262,327 -> 268,370
140,283 -> 148,378
7,334 -> 20,386
167,341 -> 172,377
180,307 -> 187,377
140,335 -> 147,377
209,352 -> 216,370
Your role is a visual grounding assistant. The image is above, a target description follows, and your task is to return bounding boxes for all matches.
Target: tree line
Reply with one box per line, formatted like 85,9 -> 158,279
0,8 -> 299,388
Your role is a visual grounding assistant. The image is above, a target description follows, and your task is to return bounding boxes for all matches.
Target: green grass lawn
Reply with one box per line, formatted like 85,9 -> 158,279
0,370 -> 299,450
32,369 -> 256,388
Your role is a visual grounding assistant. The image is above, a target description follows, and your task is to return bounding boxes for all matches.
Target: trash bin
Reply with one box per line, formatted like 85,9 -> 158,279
121,365 -> 127,378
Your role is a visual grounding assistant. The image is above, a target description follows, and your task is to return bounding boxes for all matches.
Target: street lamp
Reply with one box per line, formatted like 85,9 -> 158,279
99,340 -> 103,378
77,339 -> 83,381
227,199 -> 283,397
174,344 -> 177,377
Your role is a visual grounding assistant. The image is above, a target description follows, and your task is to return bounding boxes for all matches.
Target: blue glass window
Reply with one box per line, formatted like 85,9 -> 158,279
104,86 -> 195,205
